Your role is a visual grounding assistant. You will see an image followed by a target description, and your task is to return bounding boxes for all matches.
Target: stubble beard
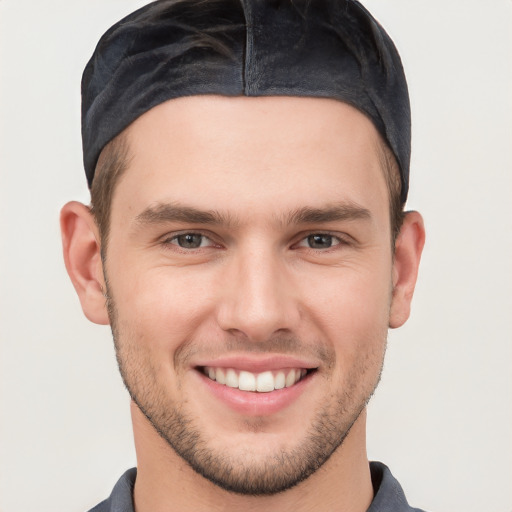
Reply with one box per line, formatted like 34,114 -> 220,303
105,287 -> 386,496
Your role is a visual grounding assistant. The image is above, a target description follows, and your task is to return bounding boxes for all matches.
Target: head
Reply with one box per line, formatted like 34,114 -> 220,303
82,0 -> 411,251
61,0 -> 424,497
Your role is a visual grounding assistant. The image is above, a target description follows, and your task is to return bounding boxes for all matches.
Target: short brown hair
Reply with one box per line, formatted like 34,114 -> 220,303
378,138 -> 405,247
90,132 -> 405,252
90,133 -> 130,253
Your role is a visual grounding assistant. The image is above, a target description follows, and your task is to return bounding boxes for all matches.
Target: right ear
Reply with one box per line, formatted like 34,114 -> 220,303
60,201 -> 110,325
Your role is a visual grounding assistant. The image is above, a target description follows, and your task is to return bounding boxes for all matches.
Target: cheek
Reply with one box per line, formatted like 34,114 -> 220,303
299,262 -> 392,364
110,263 -> 218,348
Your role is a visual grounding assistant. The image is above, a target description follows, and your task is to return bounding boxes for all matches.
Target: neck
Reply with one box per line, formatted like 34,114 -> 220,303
131,402 -> 373,512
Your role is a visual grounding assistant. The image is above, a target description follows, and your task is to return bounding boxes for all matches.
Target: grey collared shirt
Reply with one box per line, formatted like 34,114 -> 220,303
88,461 -> 426,512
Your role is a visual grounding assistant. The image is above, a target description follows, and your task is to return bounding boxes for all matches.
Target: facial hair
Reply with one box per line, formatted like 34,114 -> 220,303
105,282 -> 386,496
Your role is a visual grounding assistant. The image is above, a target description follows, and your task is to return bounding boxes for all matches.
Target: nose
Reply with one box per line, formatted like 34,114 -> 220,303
216,246 -> 301,342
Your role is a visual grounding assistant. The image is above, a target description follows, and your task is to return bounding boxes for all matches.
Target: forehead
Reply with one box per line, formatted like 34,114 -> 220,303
113,95 -> 389,224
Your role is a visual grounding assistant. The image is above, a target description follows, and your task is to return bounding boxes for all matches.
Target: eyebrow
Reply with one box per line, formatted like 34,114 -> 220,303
282,202 -> 371,226
134,202 -> 239,228
134,201 -> 371,229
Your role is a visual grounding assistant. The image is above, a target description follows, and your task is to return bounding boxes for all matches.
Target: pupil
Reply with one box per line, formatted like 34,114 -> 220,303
308,234 -> 332,249
178,234 -> 202,248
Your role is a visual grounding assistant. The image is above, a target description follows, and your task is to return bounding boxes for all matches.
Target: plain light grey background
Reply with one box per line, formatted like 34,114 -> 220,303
1,1 -> 511,511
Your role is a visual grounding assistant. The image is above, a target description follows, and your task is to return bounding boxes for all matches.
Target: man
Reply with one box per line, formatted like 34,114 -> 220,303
61,1 -> 425,511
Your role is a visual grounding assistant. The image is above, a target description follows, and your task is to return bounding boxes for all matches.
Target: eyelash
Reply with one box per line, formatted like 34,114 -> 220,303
161,231 -> 219,251
294,233 -> 347,250
160,231 -> 350,252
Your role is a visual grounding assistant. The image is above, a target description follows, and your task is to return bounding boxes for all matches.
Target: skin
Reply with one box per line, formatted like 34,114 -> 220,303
61,96 -> 425,512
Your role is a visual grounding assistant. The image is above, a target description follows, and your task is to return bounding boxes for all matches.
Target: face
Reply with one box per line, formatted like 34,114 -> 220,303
104,96 -> 393,494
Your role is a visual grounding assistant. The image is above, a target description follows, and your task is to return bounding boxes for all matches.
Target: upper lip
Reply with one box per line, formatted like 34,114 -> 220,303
193,354 -> 319,373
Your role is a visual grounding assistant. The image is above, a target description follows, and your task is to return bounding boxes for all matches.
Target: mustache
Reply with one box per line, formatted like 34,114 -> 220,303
174,332 -> 336,369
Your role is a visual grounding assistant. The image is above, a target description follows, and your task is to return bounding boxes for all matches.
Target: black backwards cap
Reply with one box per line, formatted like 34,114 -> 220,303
82,0 -> 411,203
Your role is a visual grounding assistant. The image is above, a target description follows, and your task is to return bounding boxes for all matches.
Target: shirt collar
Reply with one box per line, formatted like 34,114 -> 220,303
92,462 -> 424,512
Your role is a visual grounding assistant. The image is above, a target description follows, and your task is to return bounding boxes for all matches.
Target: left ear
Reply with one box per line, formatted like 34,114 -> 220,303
389,211 -> 425,329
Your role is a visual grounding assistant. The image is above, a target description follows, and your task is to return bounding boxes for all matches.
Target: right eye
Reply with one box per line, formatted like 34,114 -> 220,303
165,233 -> 215,249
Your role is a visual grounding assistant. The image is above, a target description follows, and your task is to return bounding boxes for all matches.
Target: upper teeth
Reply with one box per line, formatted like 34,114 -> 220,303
203,367 -> 307,392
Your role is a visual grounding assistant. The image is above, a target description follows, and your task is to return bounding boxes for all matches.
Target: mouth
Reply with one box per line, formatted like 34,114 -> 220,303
193,358 -> 319,415
198,366 -> 315,393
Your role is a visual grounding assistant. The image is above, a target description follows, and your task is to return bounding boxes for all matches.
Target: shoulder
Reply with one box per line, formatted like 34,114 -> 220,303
368,461 -> 428,512
87,468 -> 137,512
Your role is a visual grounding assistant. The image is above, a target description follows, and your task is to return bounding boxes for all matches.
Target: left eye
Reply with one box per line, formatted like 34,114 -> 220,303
297,234 -> 341,249
167,233 -> 213,249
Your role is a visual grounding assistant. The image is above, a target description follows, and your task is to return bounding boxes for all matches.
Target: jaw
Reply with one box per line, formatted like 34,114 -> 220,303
130,400 -> 373,512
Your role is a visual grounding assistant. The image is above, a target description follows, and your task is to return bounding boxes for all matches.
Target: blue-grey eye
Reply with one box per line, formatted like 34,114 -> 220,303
174,233 -> 205,249
306,234 -> 335,249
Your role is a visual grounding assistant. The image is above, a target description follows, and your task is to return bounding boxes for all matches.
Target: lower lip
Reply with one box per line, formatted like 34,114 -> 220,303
195,370 -> 313,416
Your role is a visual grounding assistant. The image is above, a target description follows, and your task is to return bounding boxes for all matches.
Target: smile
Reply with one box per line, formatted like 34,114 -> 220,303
200,366 -> 310,392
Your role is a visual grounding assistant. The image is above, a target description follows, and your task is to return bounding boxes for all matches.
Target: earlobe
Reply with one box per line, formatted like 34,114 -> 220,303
60,201 -> 110,325
389,211 -> 425,329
